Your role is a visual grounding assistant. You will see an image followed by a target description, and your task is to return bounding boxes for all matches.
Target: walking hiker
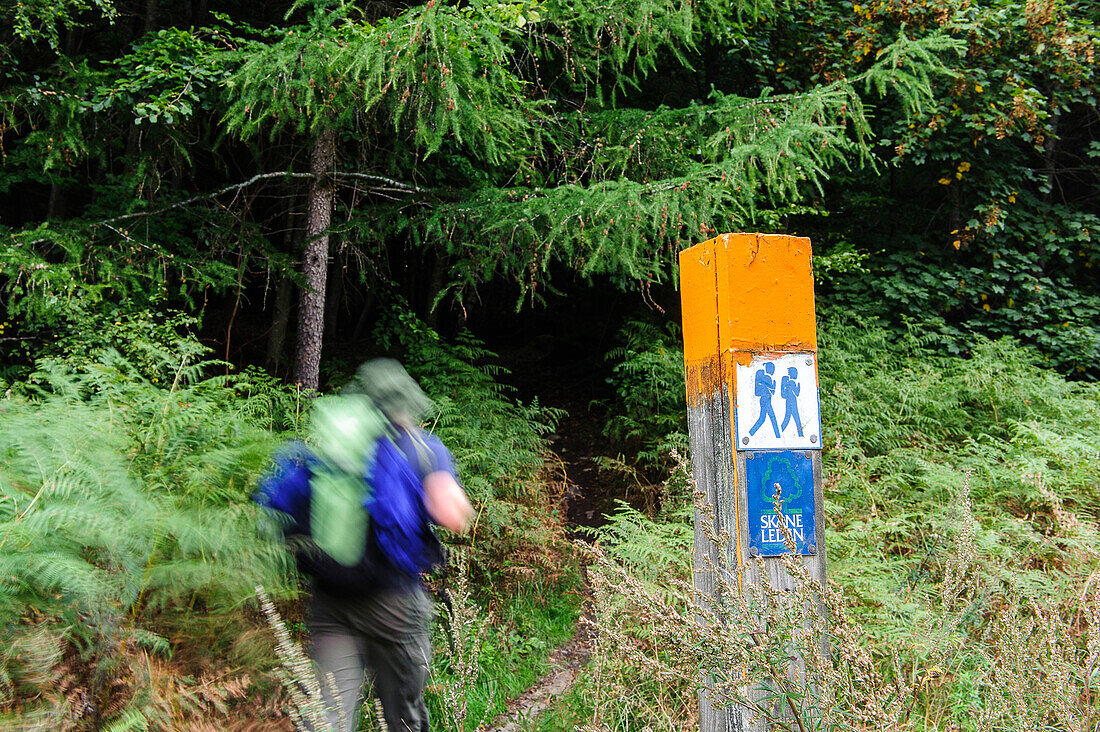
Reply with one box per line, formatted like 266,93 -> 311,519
748,361 -> 780,438
257,359 -> 474,732
779,366 -> 803,437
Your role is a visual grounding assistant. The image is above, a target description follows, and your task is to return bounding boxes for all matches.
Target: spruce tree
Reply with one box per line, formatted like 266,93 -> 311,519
2,0 -> 959,382
220,0 -> 956,386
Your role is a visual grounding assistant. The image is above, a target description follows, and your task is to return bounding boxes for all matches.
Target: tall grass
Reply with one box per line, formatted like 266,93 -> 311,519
582,316 -> 1100,730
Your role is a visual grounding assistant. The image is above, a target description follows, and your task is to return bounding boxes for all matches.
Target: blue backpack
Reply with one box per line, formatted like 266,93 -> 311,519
256,400 -> 443,591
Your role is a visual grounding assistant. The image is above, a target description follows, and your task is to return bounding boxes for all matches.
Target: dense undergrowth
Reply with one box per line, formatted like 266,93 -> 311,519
550,315 -> 1100,731
0,347 -> 298,729
0,308 -> 578,731
2,303 -> 1097,731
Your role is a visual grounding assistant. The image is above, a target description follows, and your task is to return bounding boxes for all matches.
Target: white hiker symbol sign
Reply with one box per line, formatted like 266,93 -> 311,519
736,353 -> 821,450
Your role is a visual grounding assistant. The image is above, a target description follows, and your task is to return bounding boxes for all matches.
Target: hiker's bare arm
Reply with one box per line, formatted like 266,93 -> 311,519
423,471 -> 474,534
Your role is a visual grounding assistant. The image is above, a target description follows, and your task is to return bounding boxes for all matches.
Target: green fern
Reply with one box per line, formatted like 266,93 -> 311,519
602,319 -> 688,472
0,344 -> 300,722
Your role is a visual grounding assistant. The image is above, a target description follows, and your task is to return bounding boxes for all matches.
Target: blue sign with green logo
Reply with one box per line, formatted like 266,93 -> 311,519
745,450 -> 817,557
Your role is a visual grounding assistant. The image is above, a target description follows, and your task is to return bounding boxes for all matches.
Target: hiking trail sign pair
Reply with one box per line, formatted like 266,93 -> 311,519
680,233 -> 827,732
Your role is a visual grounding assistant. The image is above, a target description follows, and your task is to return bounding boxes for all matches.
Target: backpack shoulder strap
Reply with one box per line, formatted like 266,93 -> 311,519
399,427 -> 437,479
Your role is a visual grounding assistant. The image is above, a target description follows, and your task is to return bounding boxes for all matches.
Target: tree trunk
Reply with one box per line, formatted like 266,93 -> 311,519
47,183 -> 64,220
294,125 -> 336,391
144,0 -> 157,33
265,274 -> 293,372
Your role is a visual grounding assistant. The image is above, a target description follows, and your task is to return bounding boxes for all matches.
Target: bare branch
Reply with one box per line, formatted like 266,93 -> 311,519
93,171 -> 424,228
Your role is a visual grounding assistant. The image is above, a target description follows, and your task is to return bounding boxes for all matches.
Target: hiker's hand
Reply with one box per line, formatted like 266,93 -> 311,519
423,472 -> 474,534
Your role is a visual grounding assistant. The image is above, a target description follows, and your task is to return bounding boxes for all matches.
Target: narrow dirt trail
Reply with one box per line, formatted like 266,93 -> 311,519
483,345 -> 617,731
483,421 -> 600,732
482,621 -> 592,732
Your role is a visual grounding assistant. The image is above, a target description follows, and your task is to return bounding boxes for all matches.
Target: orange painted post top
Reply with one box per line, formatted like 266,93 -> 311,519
679,238 -> 720,366
714,232 -> 816,355
677,232 -> 818,391
681,233 -> 817,389
679,238 -> 722,403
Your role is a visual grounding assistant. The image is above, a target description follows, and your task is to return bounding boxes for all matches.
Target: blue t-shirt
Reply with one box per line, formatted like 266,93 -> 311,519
365,428 -> 457,592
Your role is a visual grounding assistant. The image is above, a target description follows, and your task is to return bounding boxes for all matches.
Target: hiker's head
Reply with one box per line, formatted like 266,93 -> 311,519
309,394 -> 386,471
353,358 -> 433,427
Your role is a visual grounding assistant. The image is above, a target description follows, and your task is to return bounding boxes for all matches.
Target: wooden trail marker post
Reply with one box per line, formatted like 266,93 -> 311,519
679,233 -> 827,732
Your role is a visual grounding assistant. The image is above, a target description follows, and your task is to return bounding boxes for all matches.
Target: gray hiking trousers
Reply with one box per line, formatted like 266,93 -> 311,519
309,587 -> 433,732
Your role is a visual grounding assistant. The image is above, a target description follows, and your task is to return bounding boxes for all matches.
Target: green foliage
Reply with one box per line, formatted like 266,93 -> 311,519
539,0 -> 745,98
604,316 -> 1098,573
0,218 -> 260,355
602,319 -> 687,471
772,0 -> 1100,374
3,0 -> 969,353
375,304 -> 562,506
599,312 -> 1099,664
360,30 -> 959,305
818,315 -> 1100,640
555,314 -> 1100,730
3,0 -> 117,52
835,193 -> 1100,375
0,339 -> 300,724
224,0 -> 537,163
586,499 -> 693,587
0,301 -> 583,727
0,18 -> 261,347
580,474 -> 1100,732
93,27 -> 234,130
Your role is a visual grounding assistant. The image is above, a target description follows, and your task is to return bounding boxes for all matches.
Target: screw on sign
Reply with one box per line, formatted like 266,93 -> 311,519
680,233 -> 827,732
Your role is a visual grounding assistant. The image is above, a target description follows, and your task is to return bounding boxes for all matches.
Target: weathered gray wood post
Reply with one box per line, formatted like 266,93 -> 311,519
679,233 -> 828,732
